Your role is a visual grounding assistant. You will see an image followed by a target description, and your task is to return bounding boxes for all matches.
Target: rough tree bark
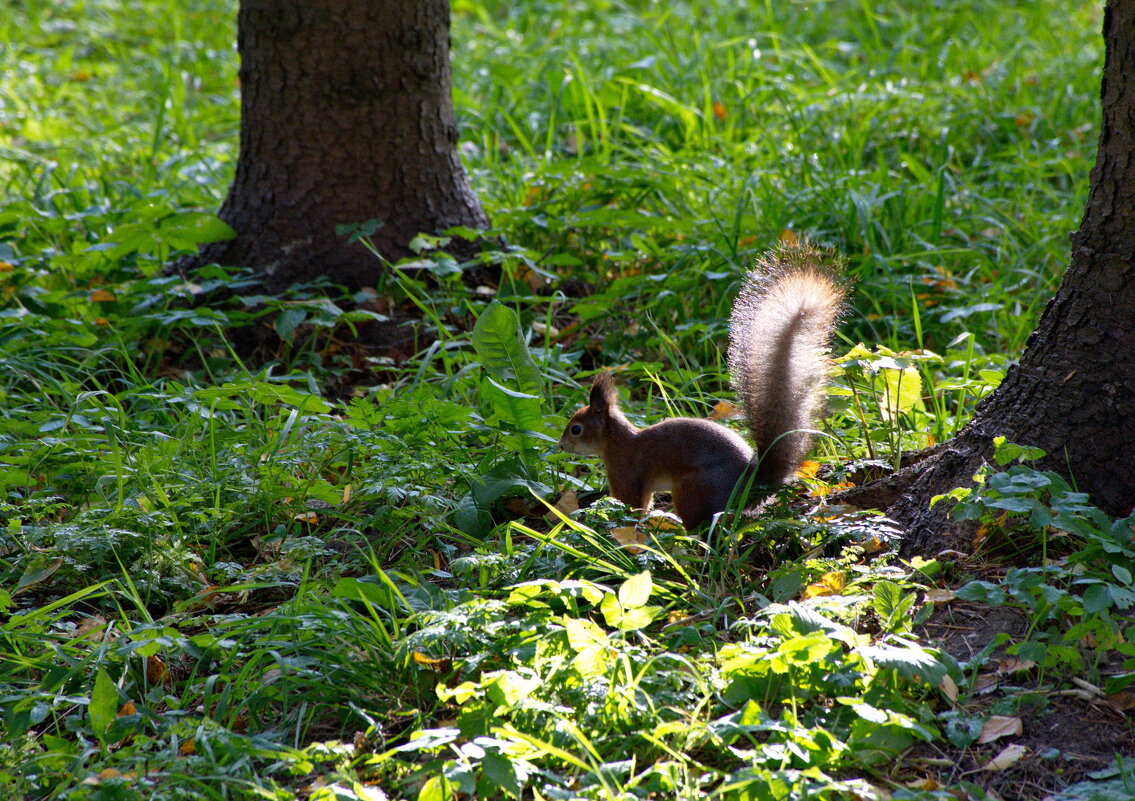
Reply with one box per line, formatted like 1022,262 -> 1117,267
194,0 -> 489,291
888,0 -> 1135,554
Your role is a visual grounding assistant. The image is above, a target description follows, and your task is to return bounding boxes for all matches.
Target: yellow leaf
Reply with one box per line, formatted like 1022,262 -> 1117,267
802,571 -> 845,599
413,651 -> 452,671
795,460 -> 821,479
710,399 -> 741,421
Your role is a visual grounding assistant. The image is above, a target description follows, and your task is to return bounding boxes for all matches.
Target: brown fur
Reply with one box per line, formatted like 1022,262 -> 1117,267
559,244 -> 846,528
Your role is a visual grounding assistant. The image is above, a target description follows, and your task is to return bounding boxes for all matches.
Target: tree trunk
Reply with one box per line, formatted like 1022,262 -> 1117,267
890,0 -> 1135,553
196,0 -> 489,291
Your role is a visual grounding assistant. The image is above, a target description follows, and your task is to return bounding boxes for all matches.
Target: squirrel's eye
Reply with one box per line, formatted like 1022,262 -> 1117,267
570,423 -> 583,436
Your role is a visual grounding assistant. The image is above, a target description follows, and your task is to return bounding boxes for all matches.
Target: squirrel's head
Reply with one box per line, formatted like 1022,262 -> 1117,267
558,374 -> 619,456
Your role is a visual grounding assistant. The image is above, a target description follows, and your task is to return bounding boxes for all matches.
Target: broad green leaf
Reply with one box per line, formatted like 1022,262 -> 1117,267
157,210 -> 236,248
472,301 -> 544,435
618,570 -> 653,609
877,363 -> 922,420
274,308 -> 308,344
89,668 -> 117,738
481,751 -> 521,798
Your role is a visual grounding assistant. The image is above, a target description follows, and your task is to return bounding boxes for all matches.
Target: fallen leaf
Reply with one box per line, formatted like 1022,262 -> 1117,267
973,671 -> 1002,694
980,743 -> 1028,771
639,510 -> 682,532
531,319 -> 560,338
995,656 -> 1036,675
938,673 -> 958,702
710,399 -> 741,420
795,460 -> 821,479
146,655 -> 169,685
1107,691 -> 1135,712
802,571 -> 845,599
611,525 -> 646,554
553,490 -> 580,515
976,715 -> 1022,744
924,588 -> 956,603
412,651 -> 452,671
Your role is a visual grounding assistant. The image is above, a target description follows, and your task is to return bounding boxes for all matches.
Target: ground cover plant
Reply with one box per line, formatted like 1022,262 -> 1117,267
2,0 -> 1133,799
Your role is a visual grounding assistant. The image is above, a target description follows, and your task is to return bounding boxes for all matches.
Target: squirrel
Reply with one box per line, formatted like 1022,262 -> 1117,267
558,243 -> 847,529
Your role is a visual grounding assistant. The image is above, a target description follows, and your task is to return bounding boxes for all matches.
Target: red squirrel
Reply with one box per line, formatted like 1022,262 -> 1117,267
558,244 -> 846,529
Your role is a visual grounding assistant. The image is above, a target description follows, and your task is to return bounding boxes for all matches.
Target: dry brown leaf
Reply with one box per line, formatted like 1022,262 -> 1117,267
611,525 -> 646,554
980,743 -> 1028,771
924,588 -> 956,603
939,673 -> 959,703
973,671 -> 1002,694
976,715 -> 1022,744
1107,691 -> 1135,712
994,656 -> 1036,675
146,654 -> 169,685
904,776 -> 940,791
553,489 -> 580,515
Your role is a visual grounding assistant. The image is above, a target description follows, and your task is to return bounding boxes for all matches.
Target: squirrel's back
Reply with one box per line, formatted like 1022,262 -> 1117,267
727,244 -> 846,485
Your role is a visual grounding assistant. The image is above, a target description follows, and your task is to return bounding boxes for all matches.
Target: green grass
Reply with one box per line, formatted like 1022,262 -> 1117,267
4,1 -> 1133,800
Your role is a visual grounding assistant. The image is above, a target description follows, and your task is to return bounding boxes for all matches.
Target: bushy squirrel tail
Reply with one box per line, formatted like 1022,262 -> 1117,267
727,242 -> 847,485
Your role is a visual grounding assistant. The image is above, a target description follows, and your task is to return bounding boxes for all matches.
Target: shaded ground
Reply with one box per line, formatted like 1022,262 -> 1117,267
910,600 -> 1135,799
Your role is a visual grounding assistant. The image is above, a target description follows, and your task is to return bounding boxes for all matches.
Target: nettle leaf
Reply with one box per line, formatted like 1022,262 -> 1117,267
481,750 -> 522,798
472,301 -> 544,434
273,308 -> 308,344
860,640 -> 947,684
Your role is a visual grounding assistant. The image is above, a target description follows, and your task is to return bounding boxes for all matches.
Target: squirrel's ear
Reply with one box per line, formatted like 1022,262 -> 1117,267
589,373 -> 618,411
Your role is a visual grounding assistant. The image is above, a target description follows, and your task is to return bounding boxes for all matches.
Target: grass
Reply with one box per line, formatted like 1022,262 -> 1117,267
3,1 -> 1134,800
